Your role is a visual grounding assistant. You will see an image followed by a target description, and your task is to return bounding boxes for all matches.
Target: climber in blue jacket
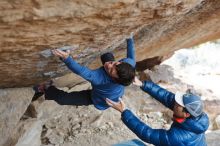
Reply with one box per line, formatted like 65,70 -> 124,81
106,77 -> 209,146
33,33 -> 136,110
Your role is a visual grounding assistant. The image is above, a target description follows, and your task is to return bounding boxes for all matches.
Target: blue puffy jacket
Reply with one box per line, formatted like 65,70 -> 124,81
121,81 -> 209,146
63,37 -> 135,110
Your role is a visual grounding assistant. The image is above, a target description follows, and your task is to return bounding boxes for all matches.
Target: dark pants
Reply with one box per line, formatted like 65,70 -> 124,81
45,86 -> 93,106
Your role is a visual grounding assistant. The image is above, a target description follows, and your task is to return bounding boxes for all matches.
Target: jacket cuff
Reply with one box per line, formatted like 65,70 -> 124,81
140,81 -> 145,89
140,81 -> 147,90
126,36 -> 134,41
121,109 -> 132,119
63,56 -> 72,63
140,81 -> 155,95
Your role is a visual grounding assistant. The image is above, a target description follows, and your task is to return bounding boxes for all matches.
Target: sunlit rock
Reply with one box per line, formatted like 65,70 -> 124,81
1,0 -> 220,87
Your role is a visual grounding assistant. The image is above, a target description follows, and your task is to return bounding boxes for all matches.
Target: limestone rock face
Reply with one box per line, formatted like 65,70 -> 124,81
15,119 -> 42,146
0,88 -> 33,146
214,115 -> 220,130
206,130 -> 220,146
1,0 -> 220,88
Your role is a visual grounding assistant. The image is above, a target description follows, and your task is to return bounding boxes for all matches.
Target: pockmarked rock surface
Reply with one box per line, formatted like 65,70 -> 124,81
1,0 -> 220,88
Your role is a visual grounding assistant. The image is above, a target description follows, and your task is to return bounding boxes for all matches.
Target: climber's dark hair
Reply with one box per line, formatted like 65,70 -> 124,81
114,62 -> 135,86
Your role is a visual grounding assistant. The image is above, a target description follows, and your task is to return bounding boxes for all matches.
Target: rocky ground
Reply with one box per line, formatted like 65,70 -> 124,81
19,81 -> 169,146
1,63 -> 220,146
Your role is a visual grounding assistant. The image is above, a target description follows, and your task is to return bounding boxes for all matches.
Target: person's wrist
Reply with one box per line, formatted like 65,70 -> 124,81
119,107 -> 126,113
140,81 -> 144,87
62,55 -> 70,61
137,82 -> 143,87
64,55 -> 70,59
121,108 -> 128,114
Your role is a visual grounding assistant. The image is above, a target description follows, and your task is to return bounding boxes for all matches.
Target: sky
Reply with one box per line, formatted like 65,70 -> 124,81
162,40 -> 220,100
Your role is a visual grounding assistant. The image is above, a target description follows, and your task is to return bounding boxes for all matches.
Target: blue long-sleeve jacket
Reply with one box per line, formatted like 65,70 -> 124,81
121,81 -> 209,146
63,38 -> 135,110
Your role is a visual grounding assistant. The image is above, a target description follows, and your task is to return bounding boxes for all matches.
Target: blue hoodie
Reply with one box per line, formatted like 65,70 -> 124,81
63,37 -> 135,110
121,81 -> 209,146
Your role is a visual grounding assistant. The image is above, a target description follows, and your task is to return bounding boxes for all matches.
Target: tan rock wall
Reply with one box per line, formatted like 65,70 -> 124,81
0,0 -> 220,87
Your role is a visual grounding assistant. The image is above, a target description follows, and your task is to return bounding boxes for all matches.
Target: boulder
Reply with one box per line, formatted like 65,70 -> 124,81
1,0 -> 220,88
0,88 -> 33,146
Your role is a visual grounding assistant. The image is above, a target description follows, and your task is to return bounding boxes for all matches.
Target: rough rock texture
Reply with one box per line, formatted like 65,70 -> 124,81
213,115 -> 220,130
1,63 -> 220,146
1,0 -> 220,88
206,130 -> 220,146
0,88 -> 33,146
15,119 -> 42,146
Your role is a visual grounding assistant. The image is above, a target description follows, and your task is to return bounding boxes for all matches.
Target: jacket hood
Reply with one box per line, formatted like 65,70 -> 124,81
180,113 -> 209,134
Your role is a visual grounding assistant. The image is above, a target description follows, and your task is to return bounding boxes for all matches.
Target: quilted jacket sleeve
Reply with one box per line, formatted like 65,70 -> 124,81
122,109 -> 170,146
141,81 -> 175,110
